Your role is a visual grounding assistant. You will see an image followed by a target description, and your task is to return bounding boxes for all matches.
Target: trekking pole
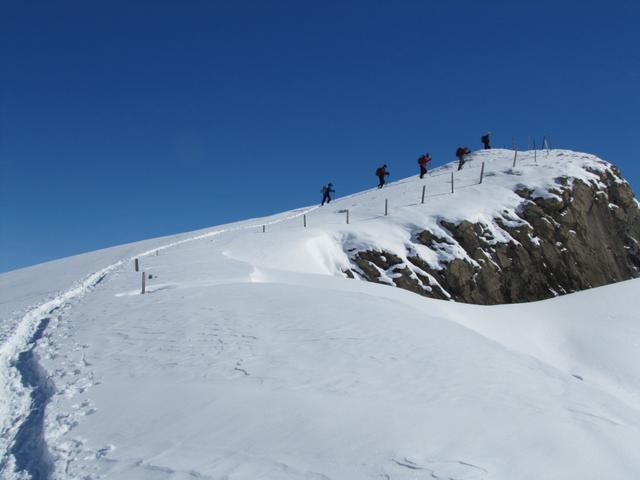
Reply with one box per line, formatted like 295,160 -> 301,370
479,161 -> 485,184
421,185 -> 426,204
384,199 -> 388,216
451,172 -> 454,194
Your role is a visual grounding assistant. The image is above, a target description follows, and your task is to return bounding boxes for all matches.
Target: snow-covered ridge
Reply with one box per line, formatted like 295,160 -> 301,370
226,149 -> 617,266
223,148 -> 640,303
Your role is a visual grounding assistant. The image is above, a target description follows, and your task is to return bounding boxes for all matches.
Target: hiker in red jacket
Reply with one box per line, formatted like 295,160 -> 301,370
376,164 -> 390,188
418,154 -> 432,179
456,147 -> 471,170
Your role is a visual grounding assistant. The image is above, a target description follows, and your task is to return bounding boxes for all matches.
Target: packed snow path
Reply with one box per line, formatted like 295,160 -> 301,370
1,149 -> 639,479
10,317 -> 54,479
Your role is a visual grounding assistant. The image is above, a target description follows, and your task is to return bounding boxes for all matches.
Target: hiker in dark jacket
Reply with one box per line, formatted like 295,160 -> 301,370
376,164 -> 390,188
418,154 -> 432,179
320,183 -> 335,206
456,147 -> 471,170
481,132 -> 491,149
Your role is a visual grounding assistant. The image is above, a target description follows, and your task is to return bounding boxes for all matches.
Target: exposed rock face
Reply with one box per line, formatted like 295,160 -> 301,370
346,168 -> 640,304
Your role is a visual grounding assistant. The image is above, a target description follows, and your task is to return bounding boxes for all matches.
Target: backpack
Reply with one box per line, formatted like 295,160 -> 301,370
376,167 -> 383,176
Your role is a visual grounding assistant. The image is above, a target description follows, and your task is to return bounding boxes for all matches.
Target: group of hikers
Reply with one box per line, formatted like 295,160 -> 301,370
320,132 -> 492,205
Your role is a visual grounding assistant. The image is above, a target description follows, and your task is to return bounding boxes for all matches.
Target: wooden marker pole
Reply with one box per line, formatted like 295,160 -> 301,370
479,161 -> 485,184
134,258 -> 139,272
451,172 -> 454,193
303,214 -> 307,228
262,225 -> 265,233
421,185 -> 426,204
141,271 -> 146,294
346,209 -> 350,224
384,199 -> 388,216
512,149 -> 518,168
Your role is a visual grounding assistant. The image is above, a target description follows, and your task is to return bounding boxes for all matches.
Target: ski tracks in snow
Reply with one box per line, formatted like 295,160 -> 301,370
388,456 -> 488,480
0,206 -> 316,479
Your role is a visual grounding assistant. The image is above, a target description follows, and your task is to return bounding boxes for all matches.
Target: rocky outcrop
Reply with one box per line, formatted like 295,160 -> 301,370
346,168 -> 640,304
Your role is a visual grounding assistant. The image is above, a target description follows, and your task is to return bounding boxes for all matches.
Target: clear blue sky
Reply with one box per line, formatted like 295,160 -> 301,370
1,0 -> 639,272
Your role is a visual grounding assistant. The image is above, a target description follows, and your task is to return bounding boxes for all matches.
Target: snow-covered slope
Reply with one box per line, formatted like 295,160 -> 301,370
1,150 -> 640,479
224,148 -> 640,304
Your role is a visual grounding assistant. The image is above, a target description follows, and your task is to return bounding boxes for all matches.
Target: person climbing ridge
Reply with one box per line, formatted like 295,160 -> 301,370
481,132 -> 491,150
320,183 -> 335,206
376,164 -> 390,188
456,147 -> 471,170
418,154 -> 432,179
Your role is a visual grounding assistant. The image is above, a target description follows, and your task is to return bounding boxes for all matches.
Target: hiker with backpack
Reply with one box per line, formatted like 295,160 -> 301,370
481,132 -> 491,149
376,164 -> 390,188
456,147 -> 471,170
320,183 -> 335,206
418,154 -> 432,179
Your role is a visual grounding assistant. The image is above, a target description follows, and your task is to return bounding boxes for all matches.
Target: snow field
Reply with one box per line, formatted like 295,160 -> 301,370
1,149 -> 638,479
0,207 -> 314,477
36,234 -> 640,478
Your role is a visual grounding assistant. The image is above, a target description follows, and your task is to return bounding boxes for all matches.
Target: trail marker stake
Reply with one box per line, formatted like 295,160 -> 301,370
534,139 -> 537,163
134,258 -> 139,272
141,271 -> 146,294
262,224 -> 265,233
421,185 -> 426,204
303,214 -> 307,228
479,161 -> 485,184
451,172 -> 454,193
346,209 -> 350,224
512,149 -> 518,168
385,199 -> 388,216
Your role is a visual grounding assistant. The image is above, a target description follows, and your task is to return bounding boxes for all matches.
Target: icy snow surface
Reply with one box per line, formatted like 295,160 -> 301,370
1,149 -> 639,479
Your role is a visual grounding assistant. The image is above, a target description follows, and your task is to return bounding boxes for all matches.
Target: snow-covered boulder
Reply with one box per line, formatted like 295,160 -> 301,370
345,151 -> 640,303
